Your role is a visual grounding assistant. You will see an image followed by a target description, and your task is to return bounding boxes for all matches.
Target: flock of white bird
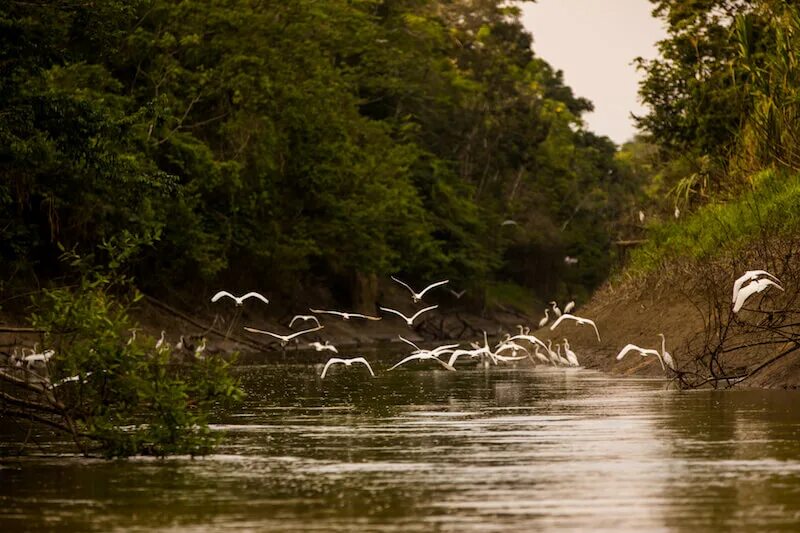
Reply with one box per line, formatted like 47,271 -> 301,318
211,277 -> 602,380
6,268 -> 782,385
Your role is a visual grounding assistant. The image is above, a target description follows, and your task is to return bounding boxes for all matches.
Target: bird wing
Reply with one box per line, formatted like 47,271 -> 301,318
616,344 -> 647,360
410,305 -> 438,322
549,314 -> 569,331
349,313 -> 382,321
327,344 -> 338,353
583,319 -> 601,342
433,357 -> 457,371
351,357 -> 376,377
310,308 -> 345,317
321,358 -> 344,379
417,280 -> 449,298
732,272 -> 753,303
289,316 -> 301,328
380,307 -> 409,321
241,292 -> 269,304
390,276 -> 416,296
388,354 -> 423,371
285,326 -> 324,340
733,279 -> 781,313
243,326 -> 286,341
398,335 -> 421,351
211,291 -> 235,303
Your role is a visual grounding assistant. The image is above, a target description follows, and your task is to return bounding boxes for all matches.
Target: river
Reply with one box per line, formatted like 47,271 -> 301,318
2,364 -> 800,531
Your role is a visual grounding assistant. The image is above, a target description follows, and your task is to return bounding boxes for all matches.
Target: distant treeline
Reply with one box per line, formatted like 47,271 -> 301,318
1,1 -> 641,306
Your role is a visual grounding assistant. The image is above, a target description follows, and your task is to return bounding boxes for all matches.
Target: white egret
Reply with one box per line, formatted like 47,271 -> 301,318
389,352 -> 456,371
289,315 -> 321,328
733,278 -> 784,313
732,270 -> 782,304
379,305 -> 438,326
211,291 -> 269,306
155,330 -> 168,352
320,357 -> 375,379
309,341 -> 338,353
532,345 -> 549,365
545,340 -> 559,366
562,339 -> 579,367
638,210 -> 645,223
309,309 -> 381,321
674,206 -> 680,219
507,333 -> 548,352
447,349 -> 481,367
615,343 -> 664,370
564,300 -> 575,314
194,338 -> 207,359
538,309 -> 550,328
658,334 -> 675,370
390,277 -> 449,303
243,325 -> 323,346
549,301 -> 562,318
23,349 -> 55,366
550,313 -> 601,342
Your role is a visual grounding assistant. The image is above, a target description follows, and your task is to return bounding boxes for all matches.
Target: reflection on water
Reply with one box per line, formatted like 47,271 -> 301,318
2,365 -> 800,531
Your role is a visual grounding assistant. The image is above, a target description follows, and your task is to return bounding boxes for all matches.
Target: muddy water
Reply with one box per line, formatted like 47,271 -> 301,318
2,365 -> 800,531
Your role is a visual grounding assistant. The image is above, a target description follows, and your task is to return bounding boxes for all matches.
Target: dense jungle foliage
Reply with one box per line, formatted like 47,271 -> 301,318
631,0 -> 800,268
0,0 -> 645,306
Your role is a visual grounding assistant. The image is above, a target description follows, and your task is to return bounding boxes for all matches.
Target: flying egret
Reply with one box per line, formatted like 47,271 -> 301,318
616,343 -> 665,371
550,313 -> 601,342
379,305 -> 438,326
733,278 -> 784,313
449,289 -> 467,299
538,309 -> 550,328
211,291 -> 269,306
309,309 -> 382,321
243,325 -> 323,346
500,219 -> 518,227
320,357 -> 375,379
390,277 -> 449,303
564,301 -> 575,314
309,341 -> 338,353
731,270 -> 782,304
549,301 -> 562,318
389,352 -> 456,371
507,333 -> 548,352
562,339 -> 579,367
447,349 -> 481,367
289,315 -> 321,328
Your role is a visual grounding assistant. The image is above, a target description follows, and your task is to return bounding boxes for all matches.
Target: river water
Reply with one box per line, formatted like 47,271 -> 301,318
2,364 -> 800,531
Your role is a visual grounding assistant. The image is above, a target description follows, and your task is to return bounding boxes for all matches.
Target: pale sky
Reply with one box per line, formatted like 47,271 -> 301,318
520,1 -> 667,145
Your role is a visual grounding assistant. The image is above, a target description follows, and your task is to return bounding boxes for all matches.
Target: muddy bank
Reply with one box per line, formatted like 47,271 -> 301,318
537,262 -> 800,390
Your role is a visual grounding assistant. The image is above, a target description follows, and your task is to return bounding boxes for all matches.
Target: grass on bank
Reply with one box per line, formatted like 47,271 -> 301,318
628,169 -> 800,274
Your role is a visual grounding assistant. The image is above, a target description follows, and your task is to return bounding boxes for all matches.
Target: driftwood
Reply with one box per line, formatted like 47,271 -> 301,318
0,327 -> 45,334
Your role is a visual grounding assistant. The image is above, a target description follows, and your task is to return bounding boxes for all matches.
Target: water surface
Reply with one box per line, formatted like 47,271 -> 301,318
2,364 -> 800,531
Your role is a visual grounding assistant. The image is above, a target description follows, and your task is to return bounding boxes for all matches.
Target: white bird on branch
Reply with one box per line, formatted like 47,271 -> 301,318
289,315 -> 321,328
390,277 -> 449,303
733,278 -> 784,313
211,291 -> 269,306
321,357 -> 375,379
23,349 -> 55,366
309,309 -> 382,321
550,313 -> 601,342
379,305 -> 438,326
309,341 -> 338,353
243,325 -> 323,346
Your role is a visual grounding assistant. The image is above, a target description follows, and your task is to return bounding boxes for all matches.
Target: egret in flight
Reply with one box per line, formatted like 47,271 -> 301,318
289,315 -> 321,328
733,278 -> 783,313
379,305 -> 438,326
309,341 -> 338,353
390,277 -> 449,303
211,291 -> 269,306
389,352 -> 456,371
550,314 -> 601,342
449,289 -> 467,299
309,309 -> 381,321
321,357 -> 375,379
243,325 -> 323,346
616,335 -> 674,371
